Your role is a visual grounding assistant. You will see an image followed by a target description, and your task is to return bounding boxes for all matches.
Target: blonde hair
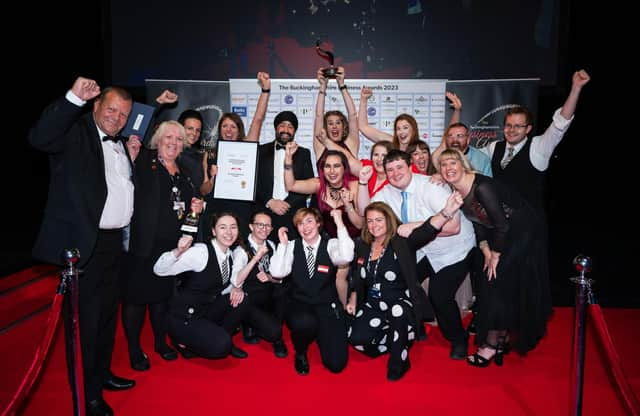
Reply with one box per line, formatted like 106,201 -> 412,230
148,120 -> 188,150
439,148 -> 474,173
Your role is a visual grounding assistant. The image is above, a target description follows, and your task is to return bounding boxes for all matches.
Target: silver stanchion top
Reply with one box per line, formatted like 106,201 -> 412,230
62,249 -> 80,267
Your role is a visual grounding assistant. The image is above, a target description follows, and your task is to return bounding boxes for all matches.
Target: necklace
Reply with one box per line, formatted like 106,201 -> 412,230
328,186 -> 342,201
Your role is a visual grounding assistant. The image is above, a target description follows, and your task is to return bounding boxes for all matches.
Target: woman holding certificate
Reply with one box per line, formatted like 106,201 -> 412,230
200,72 -> 272,236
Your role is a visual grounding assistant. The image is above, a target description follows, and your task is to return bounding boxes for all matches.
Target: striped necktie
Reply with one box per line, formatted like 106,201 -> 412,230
221,256 -> 229,285
306,245 -> 315,278
501,146 -> 515,169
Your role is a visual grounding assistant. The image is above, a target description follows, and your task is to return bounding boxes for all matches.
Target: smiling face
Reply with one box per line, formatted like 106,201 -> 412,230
296,213 -> 321,245
157,124 -> 185,162
410,146 -> 430,174
384,158 -> 412,190
322,154 -> 345,187
220,117 -> 240,141
212,215 -> 239,250
371,144 -> 389,174
395,119 -> 414,146
366,209 -> 388,242
503,113 -> 532,146
183,118 -> 203,145
93,90 -> 132,137
324,113 -> 346,142
276,121 -> 296,143
249,213 -> 272,243
445,126 -> 470,152
440,155 -> 464,184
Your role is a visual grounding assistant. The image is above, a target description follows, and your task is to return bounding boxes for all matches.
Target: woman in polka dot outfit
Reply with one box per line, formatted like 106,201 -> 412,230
346,194 -> 463,381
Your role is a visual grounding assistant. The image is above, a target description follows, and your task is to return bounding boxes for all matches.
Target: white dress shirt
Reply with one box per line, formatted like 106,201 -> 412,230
373,174 -> 475,272
66,90 -> 135,230
482,108 -> 574,171
272,145 -> 288,200
269,226 -> 355,279
153,239 -> 237,295
230,235 -> 276,287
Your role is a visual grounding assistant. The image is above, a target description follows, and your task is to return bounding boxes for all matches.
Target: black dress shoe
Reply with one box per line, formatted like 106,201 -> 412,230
387,359 -> 411,381
231,344 -> 248,359
294,353 -> 309,375
87,398 -> 114,416
130,350 -> 150,371
173,342 -> 197,359
449,340 -> 469,360
273,339 -> 288,358
103,373 -> 136,391
155,344 -> 178,361
243,326 -> 259,345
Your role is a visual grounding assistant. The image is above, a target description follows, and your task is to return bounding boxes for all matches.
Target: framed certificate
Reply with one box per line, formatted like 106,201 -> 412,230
213,140 -> 258,202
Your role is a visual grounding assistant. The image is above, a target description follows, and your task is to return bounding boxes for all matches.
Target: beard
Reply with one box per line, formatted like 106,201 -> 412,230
276,131 -> 294,144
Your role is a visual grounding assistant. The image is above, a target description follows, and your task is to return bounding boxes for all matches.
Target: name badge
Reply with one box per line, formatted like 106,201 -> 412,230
357,257 -> 365,265
173,201 -> 186,211
317,264 -> 329,274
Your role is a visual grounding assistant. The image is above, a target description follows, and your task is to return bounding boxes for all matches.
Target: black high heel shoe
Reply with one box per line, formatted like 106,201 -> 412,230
466,345 -> 504,368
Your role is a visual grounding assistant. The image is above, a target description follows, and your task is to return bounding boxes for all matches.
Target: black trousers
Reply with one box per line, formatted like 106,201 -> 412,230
285,299 -> 348,373
64,228 -> 123,403
167,294 -> 250,359
428,250 -> 473,345
244,286 -> 286,342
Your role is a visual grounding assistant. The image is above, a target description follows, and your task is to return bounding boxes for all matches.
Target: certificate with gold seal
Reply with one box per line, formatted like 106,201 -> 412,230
213,140 -> 258,201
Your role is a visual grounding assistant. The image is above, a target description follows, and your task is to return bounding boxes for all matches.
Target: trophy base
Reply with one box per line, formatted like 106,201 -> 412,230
321,67 -> 339,79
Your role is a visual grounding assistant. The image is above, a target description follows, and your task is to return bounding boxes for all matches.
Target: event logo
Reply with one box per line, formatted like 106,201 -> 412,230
368,107 -> 376,117
285,95 -> 294,104
470,104 -> 520,148
196,104 -> 224,147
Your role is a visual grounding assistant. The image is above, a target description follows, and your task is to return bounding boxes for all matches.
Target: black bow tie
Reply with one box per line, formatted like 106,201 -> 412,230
275,142 -> 287,151
102,135 -> 123,143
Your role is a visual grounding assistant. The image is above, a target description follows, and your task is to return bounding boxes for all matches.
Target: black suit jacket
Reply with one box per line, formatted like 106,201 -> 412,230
255,141 -> 314,237
351,219 -> 440,326
29,96 -> 133,267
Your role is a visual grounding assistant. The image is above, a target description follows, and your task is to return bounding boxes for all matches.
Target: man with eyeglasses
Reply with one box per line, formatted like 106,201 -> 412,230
432,123 -> 493,177
481,69 -> 590,213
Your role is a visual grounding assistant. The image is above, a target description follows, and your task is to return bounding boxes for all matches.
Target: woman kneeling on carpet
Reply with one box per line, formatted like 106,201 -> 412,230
347,195 -> 463,381
153,212 -> 250,360
270,208 -> 354,376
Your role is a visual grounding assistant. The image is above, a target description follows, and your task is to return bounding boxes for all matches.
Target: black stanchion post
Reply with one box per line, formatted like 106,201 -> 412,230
60,249 -> 85,416
569,254 -> 593,416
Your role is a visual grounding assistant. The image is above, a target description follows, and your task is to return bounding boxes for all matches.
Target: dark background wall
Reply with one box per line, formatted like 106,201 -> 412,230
7,1 -> 632,306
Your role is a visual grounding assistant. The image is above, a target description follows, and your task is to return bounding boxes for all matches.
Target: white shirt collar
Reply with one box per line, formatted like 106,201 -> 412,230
211,238 -> 231,263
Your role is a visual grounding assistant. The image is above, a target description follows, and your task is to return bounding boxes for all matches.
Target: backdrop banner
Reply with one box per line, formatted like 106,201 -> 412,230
445,79 -> 539,149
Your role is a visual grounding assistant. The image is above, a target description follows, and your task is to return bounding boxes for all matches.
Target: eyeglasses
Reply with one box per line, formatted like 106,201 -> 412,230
504,124 -> 529,130
446,133 -> 468,139
252,222 -> 273,230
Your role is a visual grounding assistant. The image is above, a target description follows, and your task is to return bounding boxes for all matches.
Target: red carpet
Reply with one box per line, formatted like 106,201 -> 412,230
1,268 -> 638,415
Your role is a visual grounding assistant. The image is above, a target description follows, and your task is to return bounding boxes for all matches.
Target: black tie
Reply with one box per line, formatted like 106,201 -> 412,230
275,142 -> 287,151
102,135 -> 122,143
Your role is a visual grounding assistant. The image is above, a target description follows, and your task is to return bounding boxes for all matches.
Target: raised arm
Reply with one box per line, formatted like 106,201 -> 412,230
326,210 -> 356,265
284,141 -> 320,194
335,67 -> 360,156
446,91 -> 462,126
245,72 -> 271,142
313,68 -> 330,159
319,129 -> 364,175
358,87 -> 393,144
560,69 -> 590,120
356,165 -> 374,215
29,77 -> 101,153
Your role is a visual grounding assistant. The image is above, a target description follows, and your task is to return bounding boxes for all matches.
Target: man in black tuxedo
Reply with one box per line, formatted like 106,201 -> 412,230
255,111 -> 314,240
28,77 -> 140,416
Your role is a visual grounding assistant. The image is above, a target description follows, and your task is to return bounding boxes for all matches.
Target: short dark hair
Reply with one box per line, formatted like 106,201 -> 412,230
383,149 -> 412,168
178,109 -> 203,125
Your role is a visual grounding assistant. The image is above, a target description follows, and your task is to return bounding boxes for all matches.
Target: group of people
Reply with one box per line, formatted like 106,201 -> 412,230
29,67 -> 590,415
